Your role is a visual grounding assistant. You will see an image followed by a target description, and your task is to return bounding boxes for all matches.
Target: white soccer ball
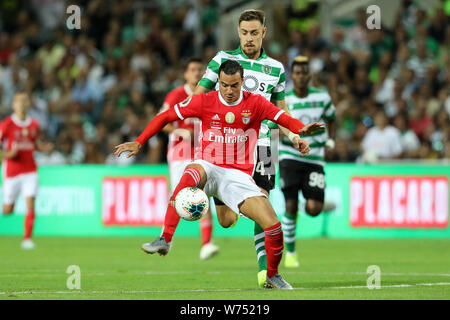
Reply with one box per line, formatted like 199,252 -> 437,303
174,187 -> 209,221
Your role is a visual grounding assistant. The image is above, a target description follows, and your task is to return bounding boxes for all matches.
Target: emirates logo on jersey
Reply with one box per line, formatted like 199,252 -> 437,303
225,112 -> 235,124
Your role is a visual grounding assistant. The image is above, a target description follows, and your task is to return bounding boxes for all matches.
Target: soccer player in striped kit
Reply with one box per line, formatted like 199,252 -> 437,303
280,56 -> 337,268
193,9 -> 308,288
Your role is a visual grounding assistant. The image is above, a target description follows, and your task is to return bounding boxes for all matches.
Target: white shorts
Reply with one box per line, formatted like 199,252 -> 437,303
2,171 -> 38,205
192,159 -> 266,215
169,160 -> 192,193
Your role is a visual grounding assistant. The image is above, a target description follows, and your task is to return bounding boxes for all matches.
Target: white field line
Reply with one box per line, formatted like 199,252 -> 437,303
1,282 -> 450,295
1,271 -> 450,277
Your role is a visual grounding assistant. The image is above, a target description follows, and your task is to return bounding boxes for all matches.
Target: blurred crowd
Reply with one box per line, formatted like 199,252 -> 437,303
280,0 -> 450,162
0,0 -> 448,165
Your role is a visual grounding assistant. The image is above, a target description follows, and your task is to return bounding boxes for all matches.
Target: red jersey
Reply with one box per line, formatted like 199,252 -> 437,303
173,91 -> 286,176
0,115 -> 39,178
161,84 -> 196,162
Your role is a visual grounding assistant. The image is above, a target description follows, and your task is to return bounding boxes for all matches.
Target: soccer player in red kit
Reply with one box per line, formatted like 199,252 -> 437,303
159,58 -> 219,260
0,92 -> 41,250
115,60 -> 324,289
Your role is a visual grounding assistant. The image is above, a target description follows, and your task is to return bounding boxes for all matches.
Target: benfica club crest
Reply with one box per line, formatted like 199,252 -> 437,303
241,111 -> 251,124
22,128 -> 28,136
263,64 -> 272,74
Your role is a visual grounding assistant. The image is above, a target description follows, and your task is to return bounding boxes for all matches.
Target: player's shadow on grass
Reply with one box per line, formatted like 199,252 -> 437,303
290,280 -> 369,289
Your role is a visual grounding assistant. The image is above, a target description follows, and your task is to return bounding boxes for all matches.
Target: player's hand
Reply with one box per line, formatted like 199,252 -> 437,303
292,136 -> 310,156
5,143 -> 19,159
325,138 -> 335,150
114,141 -> 142,158
299,122 -> 326,136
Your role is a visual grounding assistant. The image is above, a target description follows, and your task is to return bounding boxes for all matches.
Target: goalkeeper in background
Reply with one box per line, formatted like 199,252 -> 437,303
280,56 -> 337,268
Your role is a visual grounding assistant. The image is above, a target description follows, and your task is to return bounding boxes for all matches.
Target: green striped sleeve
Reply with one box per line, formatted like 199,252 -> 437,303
207,59 -> 220,74
278,72 -> 286,84
198,78 -> 216,90
271,91 -> 285,100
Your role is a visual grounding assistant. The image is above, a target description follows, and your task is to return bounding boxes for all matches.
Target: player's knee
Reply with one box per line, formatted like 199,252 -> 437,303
285,199 -> 298,215
185,164 -> 207,188
216,206 -> 234,228
305,201 -> 323,217
2,204 -> 14,215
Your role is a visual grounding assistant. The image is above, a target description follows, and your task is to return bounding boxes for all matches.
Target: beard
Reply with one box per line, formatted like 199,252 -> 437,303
242,45 -> 260,59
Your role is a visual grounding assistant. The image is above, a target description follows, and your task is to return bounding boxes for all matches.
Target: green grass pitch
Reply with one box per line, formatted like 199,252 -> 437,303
0,237 -> 449,300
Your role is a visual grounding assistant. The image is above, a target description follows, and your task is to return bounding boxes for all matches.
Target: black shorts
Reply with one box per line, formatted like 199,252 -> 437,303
213,145 -> 275,206
279,159 -> 325,202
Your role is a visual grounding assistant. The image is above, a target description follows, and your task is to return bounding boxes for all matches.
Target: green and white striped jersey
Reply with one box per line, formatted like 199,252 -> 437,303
198,46 -> 285,146
280,87 -> 336,166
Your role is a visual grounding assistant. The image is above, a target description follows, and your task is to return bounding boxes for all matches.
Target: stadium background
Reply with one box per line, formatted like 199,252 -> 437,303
0,0 -> 449,239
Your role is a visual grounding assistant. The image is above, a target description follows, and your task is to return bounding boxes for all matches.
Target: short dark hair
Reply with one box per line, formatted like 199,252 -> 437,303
218,60 -> 244,78
185,57 -> 203,71
239,9 -> 265,26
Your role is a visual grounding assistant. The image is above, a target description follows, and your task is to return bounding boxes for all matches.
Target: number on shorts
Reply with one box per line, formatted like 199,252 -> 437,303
308,172 -> 325,189
255,161 -> 265,176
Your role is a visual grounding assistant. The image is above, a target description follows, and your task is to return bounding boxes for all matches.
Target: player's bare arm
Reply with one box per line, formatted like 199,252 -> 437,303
193,84 -> 209,96
273,99 -> 311,156
1,144 -> 19,159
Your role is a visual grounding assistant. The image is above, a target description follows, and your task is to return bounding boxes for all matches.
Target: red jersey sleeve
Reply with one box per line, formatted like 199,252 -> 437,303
255,95 -> 305,133
173,94 -> 204,120
255,95 -> 287,122
0,119 -> 8,144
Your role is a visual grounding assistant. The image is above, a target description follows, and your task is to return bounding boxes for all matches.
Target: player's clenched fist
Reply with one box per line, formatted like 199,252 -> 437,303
114,141 -> 142,158
292,136 -> 310,156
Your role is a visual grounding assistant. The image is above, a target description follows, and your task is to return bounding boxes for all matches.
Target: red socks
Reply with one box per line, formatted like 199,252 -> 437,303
24,209 -> 35,239
162,167 -> 202,244
161,205 -> 179,244
200,217 -> 213,246
264,222 -> 284,278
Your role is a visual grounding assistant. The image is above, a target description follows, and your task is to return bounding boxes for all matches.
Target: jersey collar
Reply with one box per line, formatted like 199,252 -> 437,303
11,114 -> 32,127
237,46 -> 267,61
184,83 -> 194,96
218,91 -> 243,106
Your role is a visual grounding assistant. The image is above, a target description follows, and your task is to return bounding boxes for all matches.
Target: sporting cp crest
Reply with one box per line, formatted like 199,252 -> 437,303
241,111 -> 251,124
263,64 -> 272,74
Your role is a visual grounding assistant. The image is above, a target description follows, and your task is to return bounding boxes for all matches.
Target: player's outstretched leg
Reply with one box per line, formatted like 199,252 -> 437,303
239,196 -> 293,290
283,198 -> 299,268
254,223 -> 268,288
199,210 -> 219,260
2,203 -> 14,216
142,165 -> 207,256
22,197 -> 36,250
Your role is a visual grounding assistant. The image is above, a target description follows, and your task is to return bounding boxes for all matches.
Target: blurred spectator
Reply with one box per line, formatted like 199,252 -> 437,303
35,141 -> 67,165
392,113 -> 421,157
0,0 -> 447,165
361,111 -> 403,162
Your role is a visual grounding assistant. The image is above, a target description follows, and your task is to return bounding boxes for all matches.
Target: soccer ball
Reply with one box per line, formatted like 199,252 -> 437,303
174,187 -> 209,221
